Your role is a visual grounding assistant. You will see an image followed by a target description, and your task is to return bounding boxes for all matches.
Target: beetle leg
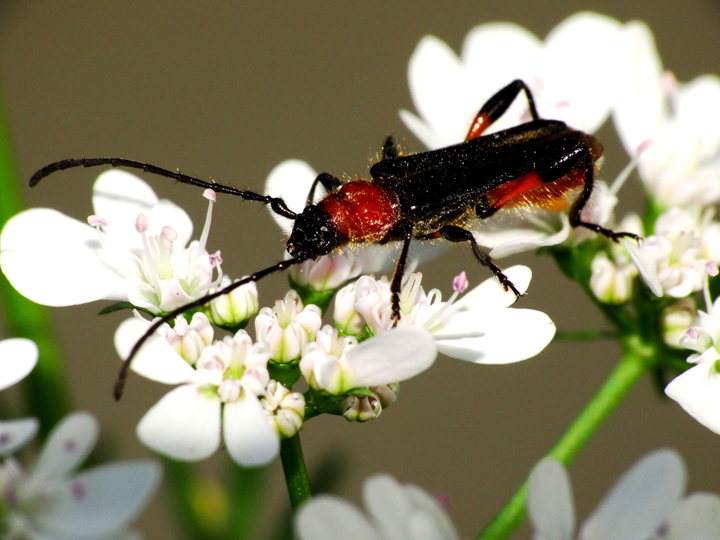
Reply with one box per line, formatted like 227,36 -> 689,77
466,79 -> 541,141
389,220 -> 414,324
569,157 -> 641,243
382,136 -> 400,160
438,225 -> 523,298
306,172 -> 342,207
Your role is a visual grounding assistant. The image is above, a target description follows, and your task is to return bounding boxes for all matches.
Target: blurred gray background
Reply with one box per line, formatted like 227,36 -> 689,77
1,1 -> 719,538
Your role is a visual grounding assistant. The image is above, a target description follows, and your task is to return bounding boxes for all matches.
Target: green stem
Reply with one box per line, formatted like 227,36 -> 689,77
0,77 -> 71,432
280,433 -> 311,510
476,337 -> 650,540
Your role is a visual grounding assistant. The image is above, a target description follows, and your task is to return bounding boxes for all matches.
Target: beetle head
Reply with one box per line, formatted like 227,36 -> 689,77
286,205 -> 339,258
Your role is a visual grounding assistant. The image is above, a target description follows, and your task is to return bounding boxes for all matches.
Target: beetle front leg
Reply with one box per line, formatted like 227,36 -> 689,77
466,79 -> 541,141
438,225 -> 523,298
381,136 -> 400,160
306,172 -> 342,207
389,220 -> 414,325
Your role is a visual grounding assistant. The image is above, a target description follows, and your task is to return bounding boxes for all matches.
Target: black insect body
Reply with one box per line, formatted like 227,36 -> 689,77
28,79 -> 638,398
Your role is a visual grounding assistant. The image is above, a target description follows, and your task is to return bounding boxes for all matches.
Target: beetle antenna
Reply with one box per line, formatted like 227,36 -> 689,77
30,157 -> 298,219
113,254 -> 308,400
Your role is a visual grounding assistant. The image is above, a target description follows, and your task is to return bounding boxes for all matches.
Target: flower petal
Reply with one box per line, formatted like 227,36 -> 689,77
266,160 -> 322,234
0,209 -> 126,305
0,418 -> 39,455
0,338 -> 38,391
473,212 -> 570,259
435,308 -> 555,364
454,265 -> 531,312
29,411 -> 98,485
364,474 -> 414,539
223,390 -> 279,467
623,239 -> 663,297
404,485 -> 459,540
344,327 -> 437,388
294,495 -> 382,540
136,385 -> 220,460
114,317 -> 198,384
665,362 -> 720,434
580,449 -> 685,540
33,459 -> 161,537
659,492 -> 720,539
527,459 -> 575,540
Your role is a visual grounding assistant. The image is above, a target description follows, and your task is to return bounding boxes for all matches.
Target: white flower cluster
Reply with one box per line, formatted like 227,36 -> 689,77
0,340 -> 160,538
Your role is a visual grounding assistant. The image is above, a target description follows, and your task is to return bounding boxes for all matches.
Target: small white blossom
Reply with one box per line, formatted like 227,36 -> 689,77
624,208 -> 718,298
0,411 -> 161,540
261,380 -> 305,439
115,315 -> 280,466
0,338 -> 40,455
614,22 -> 720,210
165,312 -> 214,365
334,266 -> 556,364
0,170 -> 222,314
528,449 -> 686,540
255,290 -> 322,363
203,275 -> 259,331
662,299 -> 697,349
295,473 -> 460,540
665,296 -> 720,434
300,326 -> 436,396
341,384 -> 399,423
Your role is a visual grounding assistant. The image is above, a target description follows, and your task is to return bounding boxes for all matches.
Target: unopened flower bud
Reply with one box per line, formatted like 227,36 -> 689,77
262,380 -> 305,438
165,312 -> 214,364
204,275 -> 259,333
255,291 -> 322,363
370,382 -> 400,409
341,394 -> 381,422
590,253 -> 636,304
662,298 -> 697,348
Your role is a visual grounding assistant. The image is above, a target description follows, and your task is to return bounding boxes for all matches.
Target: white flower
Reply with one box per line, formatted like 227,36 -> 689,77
662,299 -> 697,349
203,274 -> 259,332
0,170 -> 222,314
255,290 -> 322,363
115,314 -> 281,466
623,208 -> 719,298
0,411 -> 161,540
0,338 -> 40,455
665,296 -> 720,434
300,326 -> 436,396
261,379 -> 305,439
613,22 -> 720,210
528,449 -> 686,540
334,265 -> 556,364
589,214 -> 642,303
295,473 -> 459,540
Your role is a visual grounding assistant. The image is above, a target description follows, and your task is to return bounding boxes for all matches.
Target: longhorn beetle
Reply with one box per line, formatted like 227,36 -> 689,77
29,79 -> 638,399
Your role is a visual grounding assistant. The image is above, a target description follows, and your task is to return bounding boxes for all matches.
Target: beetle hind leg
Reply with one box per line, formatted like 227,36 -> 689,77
438,225 -> 523,299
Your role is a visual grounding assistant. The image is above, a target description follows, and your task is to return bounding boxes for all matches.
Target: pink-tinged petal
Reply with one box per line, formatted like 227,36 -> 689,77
665,362 -> 720,434
613,22 -> 665,155
661,492 -> 720,539
223,390 -> 279,467
114,317 -> 198,385
580,449 -> 685,540
363,474 -> 413,538
623,239 -> 663,297
0,209 -> 126,305
295,495 -> 382,540
404,485 -> 460,540
33,460 -> 161,537
0,338 -> 38,391
344,327 -> 437,389
29,412 -> 98,485
137,385 -> 221,460
92,170 -> 159,249
398,110 -> 442,151
266,160 -> 321,234
0,418 -> 39,455
527,459 -> 575,540
454,265 -> 531,312
435,309 -> 555,364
